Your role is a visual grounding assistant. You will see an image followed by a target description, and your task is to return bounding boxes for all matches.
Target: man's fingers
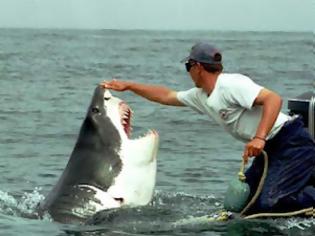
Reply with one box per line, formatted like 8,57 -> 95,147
243,149 -> 249,164
243,156 -> 248,165
100,80 -> 114,88
243,148 -> 247,158
100,79 -> 127,92
100,82 -> 108,88
242,140 -> 265,166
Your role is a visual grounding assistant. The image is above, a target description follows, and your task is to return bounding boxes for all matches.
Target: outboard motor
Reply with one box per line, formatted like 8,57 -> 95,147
288,91 -> 315,139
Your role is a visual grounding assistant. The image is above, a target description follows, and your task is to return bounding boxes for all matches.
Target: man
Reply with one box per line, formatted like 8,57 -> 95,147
100,42 -> 315,213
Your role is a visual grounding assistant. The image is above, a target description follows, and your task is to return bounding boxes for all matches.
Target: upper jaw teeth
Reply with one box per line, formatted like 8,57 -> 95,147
119,103 -> 134,137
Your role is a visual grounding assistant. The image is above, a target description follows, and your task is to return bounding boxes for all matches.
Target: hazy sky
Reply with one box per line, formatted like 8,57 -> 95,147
0,0 -> 313,31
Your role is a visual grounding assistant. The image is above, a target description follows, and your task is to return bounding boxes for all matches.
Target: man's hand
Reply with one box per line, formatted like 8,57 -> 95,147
243,137 -> 266,164
100,79 -> 130,91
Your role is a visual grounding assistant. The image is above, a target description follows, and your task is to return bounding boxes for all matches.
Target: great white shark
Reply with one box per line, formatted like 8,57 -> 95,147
38,85 -> 159,223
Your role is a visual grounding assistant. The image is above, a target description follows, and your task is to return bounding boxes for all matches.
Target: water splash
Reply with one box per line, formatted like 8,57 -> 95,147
0,187 -> 49,220
1,188 -> 313,235
0,190 -> 18,216
285,217 -> 315,230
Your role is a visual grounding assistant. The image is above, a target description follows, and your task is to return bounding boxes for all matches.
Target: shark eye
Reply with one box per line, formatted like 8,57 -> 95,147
104,97 -> 110,101
91,107 -> 100,113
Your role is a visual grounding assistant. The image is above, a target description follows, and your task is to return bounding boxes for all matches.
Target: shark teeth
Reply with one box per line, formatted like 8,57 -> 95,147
134,129 -> 158,140
119,102 -> 157,140
119,102 -> 132,138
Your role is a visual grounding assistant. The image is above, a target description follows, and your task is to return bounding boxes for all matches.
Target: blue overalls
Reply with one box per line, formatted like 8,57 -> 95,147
245,116 -> 315,213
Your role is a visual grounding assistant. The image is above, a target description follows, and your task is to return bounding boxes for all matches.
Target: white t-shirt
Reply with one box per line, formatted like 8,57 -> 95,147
177,73 -> 289,142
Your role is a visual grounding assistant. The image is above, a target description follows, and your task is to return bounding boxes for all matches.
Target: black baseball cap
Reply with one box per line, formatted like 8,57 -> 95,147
181,42 -> 222,64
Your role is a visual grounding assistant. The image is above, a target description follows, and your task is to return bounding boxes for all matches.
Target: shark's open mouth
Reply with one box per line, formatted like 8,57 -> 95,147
39,87 -> 159,224
119,102 -> 132,138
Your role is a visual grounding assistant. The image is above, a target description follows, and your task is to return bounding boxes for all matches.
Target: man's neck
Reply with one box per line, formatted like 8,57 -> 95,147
201,72 -> 221,96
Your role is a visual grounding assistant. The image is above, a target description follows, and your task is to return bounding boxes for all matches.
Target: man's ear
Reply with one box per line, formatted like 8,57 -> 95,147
197,62 -> 205,73
197,63 -> 205,77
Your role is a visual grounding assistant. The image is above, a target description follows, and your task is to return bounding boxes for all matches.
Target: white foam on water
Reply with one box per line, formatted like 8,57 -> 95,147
285,217 -> 315,230
18,187 -> 45,215
0,187 -> 50,220
0,189 -> 18,215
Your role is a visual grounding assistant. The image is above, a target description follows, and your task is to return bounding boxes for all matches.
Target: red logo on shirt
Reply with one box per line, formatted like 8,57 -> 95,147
219,109 -> 229,120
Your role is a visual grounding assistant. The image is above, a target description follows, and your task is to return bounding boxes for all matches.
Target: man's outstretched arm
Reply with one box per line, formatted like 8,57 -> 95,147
100,80 -> 185,106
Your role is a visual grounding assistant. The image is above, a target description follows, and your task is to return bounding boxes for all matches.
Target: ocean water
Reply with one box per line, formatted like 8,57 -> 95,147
0,29 -> 314,236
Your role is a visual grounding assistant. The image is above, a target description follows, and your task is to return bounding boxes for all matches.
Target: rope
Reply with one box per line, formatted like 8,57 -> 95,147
239,150 -> 313,219
308,96 -> 315,139
243,207 -> 314,219
240,150 -> 268,217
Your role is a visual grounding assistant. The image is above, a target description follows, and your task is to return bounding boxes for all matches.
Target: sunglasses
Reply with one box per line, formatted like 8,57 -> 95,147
185,61 -> 196,72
